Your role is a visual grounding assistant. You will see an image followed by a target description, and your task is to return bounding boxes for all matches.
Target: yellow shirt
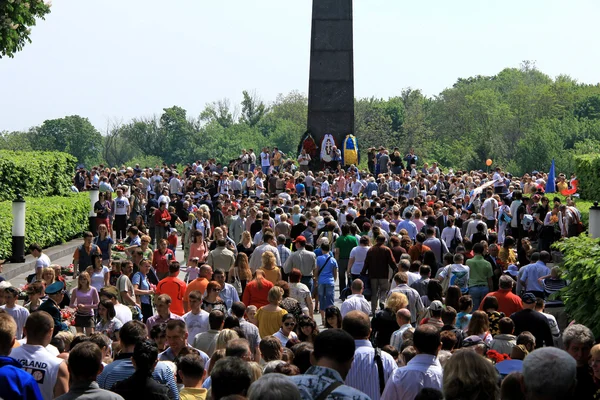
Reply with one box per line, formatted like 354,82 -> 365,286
180,387 -> 208,400
259,267 -> 281,285
256,307 -> 288,337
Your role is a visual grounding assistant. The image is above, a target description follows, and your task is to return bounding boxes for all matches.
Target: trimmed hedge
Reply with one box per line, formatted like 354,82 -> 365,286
0,151 -> 77,202
574,154 -> 600,201
0,193 -> 89,259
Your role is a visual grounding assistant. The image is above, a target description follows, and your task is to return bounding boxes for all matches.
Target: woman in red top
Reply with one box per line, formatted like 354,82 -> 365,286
242,270 -> 274,309
152,239 -> 174,280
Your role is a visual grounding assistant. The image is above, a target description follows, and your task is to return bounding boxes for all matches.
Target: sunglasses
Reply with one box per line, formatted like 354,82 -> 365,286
284,322 -> 295,327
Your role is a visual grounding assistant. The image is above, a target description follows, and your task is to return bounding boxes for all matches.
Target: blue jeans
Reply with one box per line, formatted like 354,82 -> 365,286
318,284 -> 335,310
262,166 -> 270,175
469,285 -> 489,310
301,276 -> 314,293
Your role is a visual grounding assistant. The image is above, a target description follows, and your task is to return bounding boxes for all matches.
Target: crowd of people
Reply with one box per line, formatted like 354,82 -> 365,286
0,147 -> 593,400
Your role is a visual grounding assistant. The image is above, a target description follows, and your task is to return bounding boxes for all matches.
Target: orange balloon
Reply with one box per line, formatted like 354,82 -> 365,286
486,159 -> 493,166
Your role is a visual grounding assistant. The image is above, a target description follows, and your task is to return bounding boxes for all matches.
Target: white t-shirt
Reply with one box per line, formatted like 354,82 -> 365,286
260,152 -> 270,167
183,310 -> 210,345
439,264 -> 470,293
255,177 -> 264,197
273,330 -> 298,347
10,344 -> 64,400
481,197 -> 497,220
349,246 -> 370,275
114,303 -> 133,324
35,253 -> 51,271
90,266 -> 110,292
1,304 -> 29,339
114,196 -> 130,215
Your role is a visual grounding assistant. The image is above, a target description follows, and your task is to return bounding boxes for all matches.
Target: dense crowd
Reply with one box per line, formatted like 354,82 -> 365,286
0,146 -> 593,400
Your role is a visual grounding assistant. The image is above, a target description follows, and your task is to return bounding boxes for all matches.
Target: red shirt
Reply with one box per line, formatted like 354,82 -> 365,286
154,208 -> 171,227
479,288 -> 523,316
153,249 -> 174,274
156,275 -> 187,316
241,278 -> 274,309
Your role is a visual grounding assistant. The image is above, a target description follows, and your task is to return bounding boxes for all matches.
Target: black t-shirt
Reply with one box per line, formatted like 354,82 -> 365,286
389,153 -> 403,169
94,200 -> 108,219
510,309 -> 553,348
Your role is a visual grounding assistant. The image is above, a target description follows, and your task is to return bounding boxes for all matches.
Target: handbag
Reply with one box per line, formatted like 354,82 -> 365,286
232,267 -> 243,296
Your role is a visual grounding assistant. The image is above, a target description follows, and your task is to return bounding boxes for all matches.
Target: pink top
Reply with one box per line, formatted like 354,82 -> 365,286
70,287 -> 99,316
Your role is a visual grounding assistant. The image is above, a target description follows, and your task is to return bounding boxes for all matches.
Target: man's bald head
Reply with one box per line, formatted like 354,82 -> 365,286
396,308 -> 411,324
342,310 -> 371,340
350,279 -> 363,293
200,265 -> 213,278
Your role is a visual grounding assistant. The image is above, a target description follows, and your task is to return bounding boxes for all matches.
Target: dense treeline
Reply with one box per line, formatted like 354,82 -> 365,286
2,62 -> 600,176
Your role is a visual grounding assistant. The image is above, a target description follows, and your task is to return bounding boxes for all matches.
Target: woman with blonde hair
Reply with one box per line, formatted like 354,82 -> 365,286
443,349 -> 500,400
291,205 -> 302,225
215,328 -> 240,351
229,253 -> 252,293
371,291 -> 409,348
255,286 -> 288,338
237,230 -> 256,260
70,271 -> 99,334
259,252 -> 281,285
466,310 -> 493,345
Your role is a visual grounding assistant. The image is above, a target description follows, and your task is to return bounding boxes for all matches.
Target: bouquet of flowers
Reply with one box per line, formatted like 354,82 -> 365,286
60,307 -> 76,326
486,349 -> 510,364
550,215 -> 559,224
61,264 -> 75,276
112,244 -> 127,252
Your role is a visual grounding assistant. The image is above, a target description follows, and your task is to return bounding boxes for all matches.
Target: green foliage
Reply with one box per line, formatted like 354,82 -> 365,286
574,154 -> 600,201
0,0 -> 51,58
0,150 -> 76,201
553,236 -> 600,337
240,90 -> 267,127
30,116 -> 103,167
0,193 -> 89,259
124,155 -> 164,170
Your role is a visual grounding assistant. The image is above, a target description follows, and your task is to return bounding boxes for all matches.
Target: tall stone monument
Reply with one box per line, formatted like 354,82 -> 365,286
305,0 -> 354,164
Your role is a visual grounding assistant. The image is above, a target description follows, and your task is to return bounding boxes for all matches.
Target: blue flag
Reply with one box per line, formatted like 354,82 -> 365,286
545,159 -> 556,193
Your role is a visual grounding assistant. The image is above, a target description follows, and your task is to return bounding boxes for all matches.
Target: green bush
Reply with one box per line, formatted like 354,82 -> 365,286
0,193 -> 89,259
0,151 -> 77,202
553,236 -> 600,337
574,154 -> 600,201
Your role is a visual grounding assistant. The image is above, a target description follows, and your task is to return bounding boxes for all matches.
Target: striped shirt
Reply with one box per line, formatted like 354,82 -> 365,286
97,354 -> 179,400
278,244 -> 292,267
390,323 -> 413,351
345,340 -> 398,400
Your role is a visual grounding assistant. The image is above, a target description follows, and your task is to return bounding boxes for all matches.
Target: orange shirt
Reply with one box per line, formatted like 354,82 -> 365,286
479,288 -> 523,317
241,279 -> 273,309
184,277 -> 209,303
156,275 -> 187,316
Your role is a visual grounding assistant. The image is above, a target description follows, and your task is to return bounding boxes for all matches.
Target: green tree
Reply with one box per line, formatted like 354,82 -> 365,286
200,99 -> 236,128
240,90 -> 267,127
0,0 -> 51,58
32,115 -> 102,166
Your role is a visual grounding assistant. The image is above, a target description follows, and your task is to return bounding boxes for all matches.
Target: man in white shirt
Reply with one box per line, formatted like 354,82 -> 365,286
100,286 -> 132,324
29,243 -> 51,281
481,190 -> 498,230
343,311 -> 398,400
11,312 -> 69,399
341,280 -> 371,318
381,325 -> 443,400
182,290 -> 210,345
260,147 -> 270,175
249,232 -> 281,272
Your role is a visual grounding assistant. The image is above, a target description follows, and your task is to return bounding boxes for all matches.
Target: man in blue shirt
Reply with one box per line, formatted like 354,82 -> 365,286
316,242 -> 338,322
0,313 -> 43,400
397,211 -> 418,241
520,251 -> 552,299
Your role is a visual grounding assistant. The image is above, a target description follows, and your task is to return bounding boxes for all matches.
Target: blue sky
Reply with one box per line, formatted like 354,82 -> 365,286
1,0 -> 598,132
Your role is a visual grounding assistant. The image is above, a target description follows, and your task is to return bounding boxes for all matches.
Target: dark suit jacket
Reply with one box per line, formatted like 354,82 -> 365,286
38,298 -> 67,336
